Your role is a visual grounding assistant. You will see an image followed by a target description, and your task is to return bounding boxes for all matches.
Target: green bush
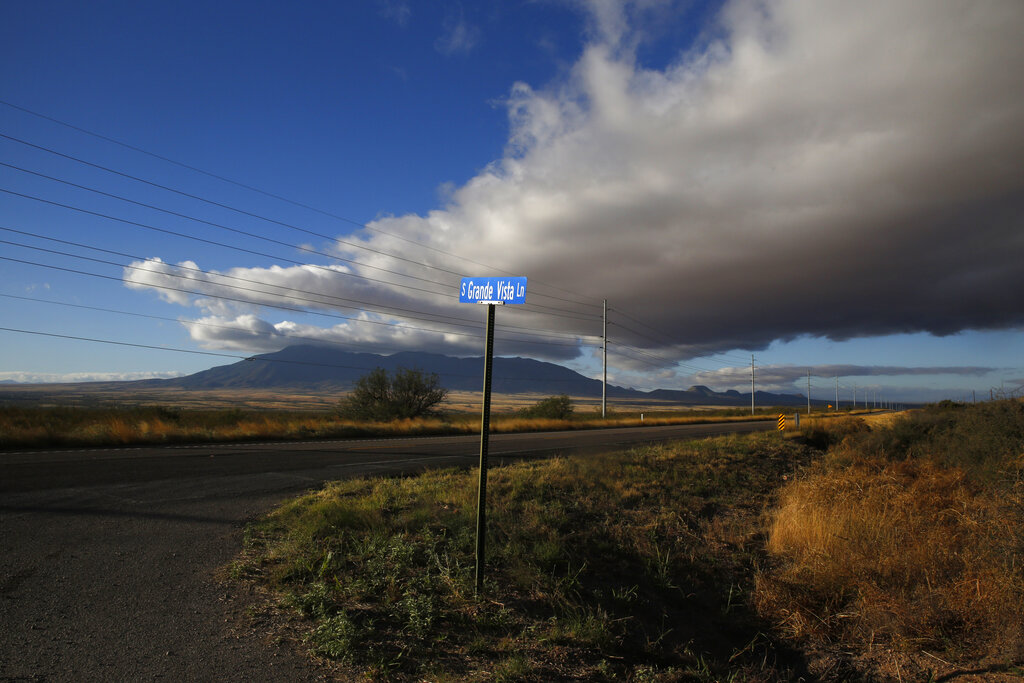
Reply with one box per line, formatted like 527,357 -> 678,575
518,394 -> 574,420
336,367 -> 447,421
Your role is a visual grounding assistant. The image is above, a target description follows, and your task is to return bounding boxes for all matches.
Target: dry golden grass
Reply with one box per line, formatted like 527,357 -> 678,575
0,408 -> 780,450
857,409 -> 915,429
489,412 -> 770,434
0,384 -> 343,410
756,406 -> 1024,661
1,383 -> 829,414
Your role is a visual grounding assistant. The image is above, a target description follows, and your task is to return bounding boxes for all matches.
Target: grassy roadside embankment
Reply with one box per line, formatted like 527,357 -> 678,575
232,432 -> 813,680
229,401 -> 1024,681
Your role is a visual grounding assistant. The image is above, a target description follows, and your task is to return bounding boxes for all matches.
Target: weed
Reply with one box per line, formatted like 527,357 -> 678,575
492,654 -> 532,682
611,584 -> 638,604
398,591 -> 438,637
226,560 -> 250,581
632,664 -> 682,682
556,605 -> 616,649
648,543 -> 676,589
308,611 -> 361,661
289,581 -> 336,618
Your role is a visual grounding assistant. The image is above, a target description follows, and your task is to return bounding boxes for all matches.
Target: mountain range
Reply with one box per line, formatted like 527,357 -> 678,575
137,345 -> 814,407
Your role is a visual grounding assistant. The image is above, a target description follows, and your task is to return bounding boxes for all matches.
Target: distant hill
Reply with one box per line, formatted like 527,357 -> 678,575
136,344 -> 814,407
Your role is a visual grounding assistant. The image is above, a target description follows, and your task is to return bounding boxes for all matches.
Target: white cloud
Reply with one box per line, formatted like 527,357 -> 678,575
123,255 -> 592,359
123,258 -> 199,307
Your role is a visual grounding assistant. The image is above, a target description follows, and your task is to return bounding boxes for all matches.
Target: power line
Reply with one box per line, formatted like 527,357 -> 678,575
608,307 -> 753,365
0,326 -> 253,362
0,232 -> 475,329
607,326 -> 743,377
0,299 -> 599,387
606,347 -> 673,371
0,176 -> 600,324
0,134 -> 472,282
0,252 -> 456,336
608,308 -> 677,346
0,161 -> 462,292
0,227 -> 594,340
0,252 -> 589,352
0,185 -> 447,298
0,293 -> 390,354
0,99 -> 603,309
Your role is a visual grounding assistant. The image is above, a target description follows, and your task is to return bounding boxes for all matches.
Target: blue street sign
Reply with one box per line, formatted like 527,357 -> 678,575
459,276 -> 527,305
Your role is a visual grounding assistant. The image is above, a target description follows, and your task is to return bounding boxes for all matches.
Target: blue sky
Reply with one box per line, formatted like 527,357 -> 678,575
2,0 -> 1022,404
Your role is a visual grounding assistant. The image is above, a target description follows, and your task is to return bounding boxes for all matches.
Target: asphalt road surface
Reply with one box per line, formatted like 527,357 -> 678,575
1,421 -> 771,680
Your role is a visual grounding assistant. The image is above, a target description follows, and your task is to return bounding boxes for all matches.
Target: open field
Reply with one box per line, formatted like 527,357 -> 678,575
0,383 -> 784,414
0,383 -> 359,411
0,403 -> 786,451
0,384 -> 662,412
229,401 -> 1024,681
0,384 -> 853,450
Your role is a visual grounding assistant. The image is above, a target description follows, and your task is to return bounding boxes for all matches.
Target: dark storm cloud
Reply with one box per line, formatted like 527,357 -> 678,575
693,364 -> 999,391
366,0 -> 1024,358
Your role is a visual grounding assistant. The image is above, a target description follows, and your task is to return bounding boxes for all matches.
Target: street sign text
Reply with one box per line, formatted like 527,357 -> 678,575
459,277 -> 527,305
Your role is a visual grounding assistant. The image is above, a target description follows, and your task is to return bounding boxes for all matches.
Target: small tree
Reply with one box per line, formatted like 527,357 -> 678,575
518,394 -> 574,420
337,367 -> 448,421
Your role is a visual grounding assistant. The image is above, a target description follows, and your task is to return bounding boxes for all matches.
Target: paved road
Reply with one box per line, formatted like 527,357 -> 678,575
0,421 -> 771,680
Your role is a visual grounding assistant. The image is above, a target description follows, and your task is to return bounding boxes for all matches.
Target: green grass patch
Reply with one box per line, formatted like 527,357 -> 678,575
233,432 -> 815,680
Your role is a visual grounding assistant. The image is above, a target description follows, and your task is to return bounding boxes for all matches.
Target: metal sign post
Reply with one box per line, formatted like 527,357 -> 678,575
459,276 -> 527,596
474,303 -> 495,595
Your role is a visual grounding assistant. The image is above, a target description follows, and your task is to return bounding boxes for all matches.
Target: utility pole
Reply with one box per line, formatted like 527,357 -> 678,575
751,354 -> 755,415
835,376 -> 839,411
602,299 -> 607,419
807,369 -> 811,415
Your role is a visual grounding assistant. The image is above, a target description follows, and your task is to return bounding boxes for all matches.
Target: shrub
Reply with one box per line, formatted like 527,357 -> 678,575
828,400 -> 1024,483
797,416 -> 869,451
757,457 -> 1024,657
336,367 -> 447,421
756,400 -> 1024,660
518,394 -> 574,420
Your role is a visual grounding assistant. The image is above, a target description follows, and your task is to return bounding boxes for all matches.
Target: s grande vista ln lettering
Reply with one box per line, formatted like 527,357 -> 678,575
459,277 -> 527,305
